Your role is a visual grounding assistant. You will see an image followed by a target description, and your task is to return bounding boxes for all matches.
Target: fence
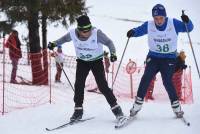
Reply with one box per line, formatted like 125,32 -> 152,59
0,37 -> 193,115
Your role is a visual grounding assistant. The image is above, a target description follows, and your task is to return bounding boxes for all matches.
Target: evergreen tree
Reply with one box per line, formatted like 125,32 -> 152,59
0,0 -> 87,84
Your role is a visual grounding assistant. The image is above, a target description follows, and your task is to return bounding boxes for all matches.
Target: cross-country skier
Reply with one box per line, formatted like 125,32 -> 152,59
126,4 -> 193,118
48,15 -> 125,122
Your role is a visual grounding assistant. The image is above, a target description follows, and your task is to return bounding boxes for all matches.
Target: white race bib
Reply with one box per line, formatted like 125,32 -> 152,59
70,28 -> 103,61
148,18 -> 178,54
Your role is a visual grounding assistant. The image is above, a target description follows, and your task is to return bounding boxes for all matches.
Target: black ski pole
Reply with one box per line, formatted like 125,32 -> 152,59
111,38 -> 130,90
182,10 -> 200,79
52,50 -> 75,92
181,116 -> 190,126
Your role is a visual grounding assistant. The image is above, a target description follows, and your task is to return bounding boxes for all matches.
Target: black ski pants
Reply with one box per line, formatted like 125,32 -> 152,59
74,58 -> 117,108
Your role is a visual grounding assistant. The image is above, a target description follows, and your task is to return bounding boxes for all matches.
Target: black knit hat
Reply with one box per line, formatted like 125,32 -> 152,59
76,15 -> 92,31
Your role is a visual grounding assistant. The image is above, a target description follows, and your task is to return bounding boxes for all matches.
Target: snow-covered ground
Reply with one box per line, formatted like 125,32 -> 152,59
0,98 -> 199,134
0,0 -> 200,134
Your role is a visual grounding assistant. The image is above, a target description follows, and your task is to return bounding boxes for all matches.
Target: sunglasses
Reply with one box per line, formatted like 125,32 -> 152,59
79,29 -> 91,33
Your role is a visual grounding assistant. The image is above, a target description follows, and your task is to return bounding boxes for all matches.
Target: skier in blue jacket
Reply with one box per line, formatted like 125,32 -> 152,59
127,4 -> 193,118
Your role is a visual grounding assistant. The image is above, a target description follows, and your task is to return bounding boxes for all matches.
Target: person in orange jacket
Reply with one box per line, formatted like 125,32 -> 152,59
5,30 -> 22,83
172,51 -> 187,101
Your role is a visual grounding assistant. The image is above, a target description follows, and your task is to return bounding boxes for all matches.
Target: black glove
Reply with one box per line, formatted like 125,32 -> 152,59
104,51 -> 109,58
127,29 -> 134,38
110,52 -> 117,62
181,64 -> 187,70
48,42 -> 56,50
181,14 -> 189,23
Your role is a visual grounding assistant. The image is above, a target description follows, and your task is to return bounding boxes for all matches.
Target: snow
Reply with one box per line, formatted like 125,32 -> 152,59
1,0 -> 200,134
0,99 -> 199,134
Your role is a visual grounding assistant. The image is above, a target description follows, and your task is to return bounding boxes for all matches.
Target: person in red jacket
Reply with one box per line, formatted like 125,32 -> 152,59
5,30 -> 22,83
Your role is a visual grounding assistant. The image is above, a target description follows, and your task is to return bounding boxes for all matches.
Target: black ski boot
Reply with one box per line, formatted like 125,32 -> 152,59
70,107 -> 83,121
112,105 -> 128,127
111,105 -> 125,120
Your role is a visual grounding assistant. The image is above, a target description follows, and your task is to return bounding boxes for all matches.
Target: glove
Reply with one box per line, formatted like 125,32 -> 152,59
181,14 -> 189,23
48,42 -> 56,50
127,29 -> 134,38
104,51 -> 109,58
182,64 -> 187,70
110,52 -> 117,62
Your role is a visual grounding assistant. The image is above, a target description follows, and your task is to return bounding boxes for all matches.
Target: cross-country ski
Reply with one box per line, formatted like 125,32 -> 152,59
45,117 -> 95,131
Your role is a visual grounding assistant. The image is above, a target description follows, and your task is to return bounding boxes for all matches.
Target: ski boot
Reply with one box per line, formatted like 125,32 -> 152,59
70,107 -> 83,121
112,105 -> 124,119
171,100 -> 184,118
130,96 -> 143,117
10,79 -> 18,84
112,105 -> 128,127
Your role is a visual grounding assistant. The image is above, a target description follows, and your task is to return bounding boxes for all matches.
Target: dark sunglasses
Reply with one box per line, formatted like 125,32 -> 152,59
79,30 -> 91,33
82,30 -> 91,33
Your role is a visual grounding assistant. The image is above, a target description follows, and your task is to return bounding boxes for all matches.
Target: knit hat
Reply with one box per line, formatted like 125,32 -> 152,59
152,4 -> 166,17
76,15 -> 92,32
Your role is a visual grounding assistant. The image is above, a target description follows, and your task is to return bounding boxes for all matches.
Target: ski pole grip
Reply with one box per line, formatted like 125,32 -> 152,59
3,32 -> 5,38
182,10 -> 185,15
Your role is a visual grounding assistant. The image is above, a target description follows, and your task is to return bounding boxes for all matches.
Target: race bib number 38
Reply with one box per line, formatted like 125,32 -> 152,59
156,44 -> 169,53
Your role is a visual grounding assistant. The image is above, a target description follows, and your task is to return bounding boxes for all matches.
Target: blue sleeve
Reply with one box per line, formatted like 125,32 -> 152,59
132,21 -> 148,37
173,18 -> 194,34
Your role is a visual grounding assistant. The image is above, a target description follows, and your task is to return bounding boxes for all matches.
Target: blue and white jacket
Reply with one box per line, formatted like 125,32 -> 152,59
131,17 -> 193,58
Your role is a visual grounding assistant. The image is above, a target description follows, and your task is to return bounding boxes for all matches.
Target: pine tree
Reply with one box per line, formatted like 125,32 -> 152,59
0,0 -> 87,84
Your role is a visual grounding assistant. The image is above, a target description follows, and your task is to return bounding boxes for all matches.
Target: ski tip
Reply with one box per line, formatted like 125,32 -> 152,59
115,124 -> 125,129
45,128 -> 50,131
187,122 -> 190,126
114,125 -> 120,129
